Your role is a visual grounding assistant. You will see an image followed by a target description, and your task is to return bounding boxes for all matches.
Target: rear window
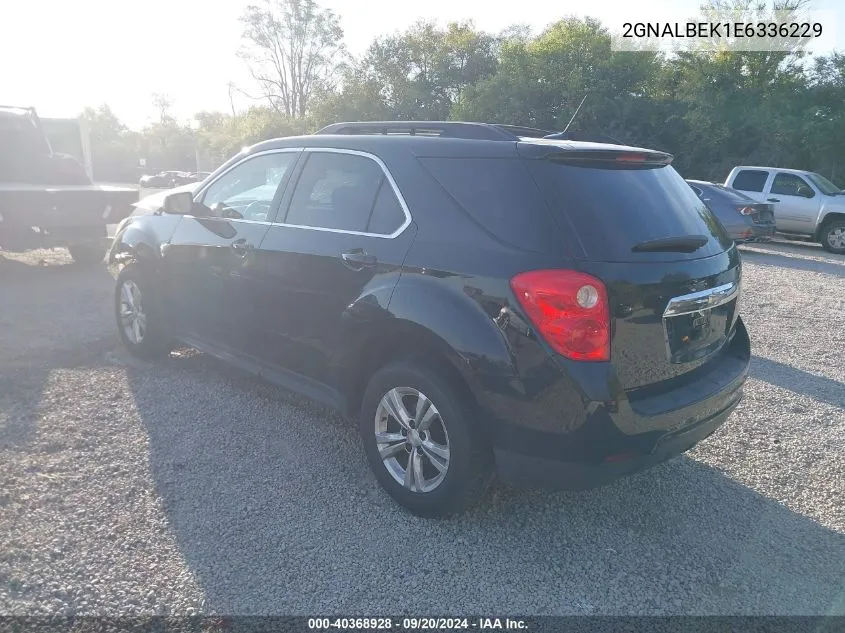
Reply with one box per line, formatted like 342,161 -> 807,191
732,169 -> 769,192
528,160 -> 732,262
418,157 -> 555,251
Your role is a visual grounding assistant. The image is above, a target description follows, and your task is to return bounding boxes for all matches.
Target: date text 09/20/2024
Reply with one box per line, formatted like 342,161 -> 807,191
307,618 -> 528,630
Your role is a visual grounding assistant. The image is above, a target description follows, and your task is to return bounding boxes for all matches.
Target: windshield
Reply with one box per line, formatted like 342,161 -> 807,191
806,172 -> 842,195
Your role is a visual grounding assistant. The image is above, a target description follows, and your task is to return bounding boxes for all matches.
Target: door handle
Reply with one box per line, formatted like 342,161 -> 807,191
231,238 -> 253,254
767,198 -> 780,202
341,249 -> 377,270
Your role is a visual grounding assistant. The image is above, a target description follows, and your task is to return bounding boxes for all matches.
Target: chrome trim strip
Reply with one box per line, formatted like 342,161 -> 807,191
662,282 -> 739,318
192,146 -> 413,240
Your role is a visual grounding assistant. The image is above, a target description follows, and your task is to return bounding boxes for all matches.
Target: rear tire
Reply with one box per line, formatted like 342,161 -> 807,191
68,244 -> 104,265
820,219 -> 845,255
359,359 -> 493,517
115,263 -> 173,360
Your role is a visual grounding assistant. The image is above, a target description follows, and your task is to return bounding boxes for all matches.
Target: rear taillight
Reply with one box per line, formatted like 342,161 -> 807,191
737,206 -> 755,216
510,270 -> 610,362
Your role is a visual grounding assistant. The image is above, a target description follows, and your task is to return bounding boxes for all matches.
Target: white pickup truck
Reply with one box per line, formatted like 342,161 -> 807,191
724,166 -> 845,254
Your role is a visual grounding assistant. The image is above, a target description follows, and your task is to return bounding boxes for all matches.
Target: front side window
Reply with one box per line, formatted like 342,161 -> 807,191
771,173 -> 815,198
201,151 -> 297,221
284,151 -> 405,234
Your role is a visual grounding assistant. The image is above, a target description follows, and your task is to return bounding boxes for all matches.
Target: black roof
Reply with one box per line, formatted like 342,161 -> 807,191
315,121 -> 555,141
237,121 -> 668,163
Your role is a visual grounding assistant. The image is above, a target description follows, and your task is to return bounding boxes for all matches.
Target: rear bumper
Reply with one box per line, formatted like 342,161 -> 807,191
495,392 -> 739,489
486,319 -> 750,490
735,223 -> 776,243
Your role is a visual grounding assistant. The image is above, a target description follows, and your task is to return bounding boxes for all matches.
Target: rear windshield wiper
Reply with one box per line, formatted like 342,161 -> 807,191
631,235 -> 709,253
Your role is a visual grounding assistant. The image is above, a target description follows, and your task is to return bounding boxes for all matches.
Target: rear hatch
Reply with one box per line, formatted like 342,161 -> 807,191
520,141 -> 742,391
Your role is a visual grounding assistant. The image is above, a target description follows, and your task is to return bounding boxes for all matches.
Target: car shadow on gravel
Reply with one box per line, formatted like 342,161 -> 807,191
123,353 -> 845,616
0,256 -> 117,450
752,356 -> 844,410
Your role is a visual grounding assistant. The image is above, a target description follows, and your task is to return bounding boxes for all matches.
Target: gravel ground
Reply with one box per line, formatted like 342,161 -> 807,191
0,240 -> 843,616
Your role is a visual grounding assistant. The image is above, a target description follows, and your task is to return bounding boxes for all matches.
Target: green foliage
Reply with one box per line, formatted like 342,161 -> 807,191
453,17 -> 663,137
82,6 -> 845,187
80,105 -> 143,181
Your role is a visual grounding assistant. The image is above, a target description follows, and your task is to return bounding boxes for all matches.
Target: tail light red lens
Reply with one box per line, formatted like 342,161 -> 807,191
737,206 -> 755,216
510,270 -> 610,362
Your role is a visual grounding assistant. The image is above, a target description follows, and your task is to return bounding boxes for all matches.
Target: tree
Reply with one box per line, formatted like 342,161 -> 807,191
239,0 -> 346,118
353,20 -> 499,120
452,17 -> 662,140
151,93 -> 174,124
73,3 -> 845,186
804,53 -> 845,181
649,0 -> 815,178
80,105 -> 142,181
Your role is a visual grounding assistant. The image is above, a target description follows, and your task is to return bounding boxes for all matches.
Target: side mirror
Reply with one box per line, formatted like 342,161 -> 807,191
163,191 -> 195,215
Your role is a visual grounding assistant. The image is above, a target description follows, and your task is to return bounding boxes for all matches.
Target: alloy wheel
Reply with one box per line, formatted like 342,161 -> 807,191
118,280 -> 146,344
827,226 -> 845,250
374,387 -> 451,493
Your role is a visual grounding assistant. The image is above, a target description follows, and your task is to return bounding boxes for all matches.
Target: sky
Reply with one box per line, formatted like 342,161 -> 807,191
2,0 -> 842,129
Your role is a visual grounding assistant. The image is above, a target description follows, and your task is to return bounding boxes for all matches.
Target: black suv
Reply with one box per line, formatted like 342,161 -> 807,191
109,121 -> 750,517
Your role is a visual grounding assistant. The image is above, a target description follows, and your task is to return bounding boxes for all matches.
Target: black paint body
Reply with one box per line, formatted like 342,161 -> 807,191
109,133 -> 750,489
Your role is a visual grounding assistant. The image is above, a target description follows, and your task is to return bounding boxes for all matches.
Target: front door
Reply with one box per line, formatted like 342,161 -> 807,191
251,148 -> 416,386
162,149 -> 301,350
766,172 -> 821,234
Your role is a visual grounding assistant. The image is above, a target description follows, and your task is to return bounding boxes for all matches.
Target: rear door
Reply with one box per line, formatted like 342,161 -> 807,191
162,149 -> 301,349
251,148 -> 416,383
766,172 -> 821,234
524,146 -> 741,391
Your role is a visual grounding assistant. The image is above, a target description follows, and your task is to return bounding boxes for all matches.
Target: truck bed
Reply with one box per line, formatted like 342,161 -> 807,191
0,184 -> 138,227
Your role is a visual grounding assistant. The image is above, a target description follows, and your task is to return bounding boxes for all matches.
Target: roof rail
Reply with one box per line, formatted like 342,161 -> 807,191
315,121 -> 523,141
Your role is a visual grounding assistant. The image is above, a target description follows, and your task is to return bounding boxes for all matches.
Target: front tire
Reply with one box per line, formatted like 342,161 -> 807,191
359,360 -> 493,517
115,263 -> 173,360
820,219 -> 845,254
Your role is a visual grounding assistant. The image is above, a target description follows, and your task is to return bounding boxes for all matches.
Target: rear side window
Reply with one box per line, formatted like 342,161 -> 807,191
418,157 -> 552,251
732,169 -> 769,192
528,160 -> 732,262
367,182 -> 406,235
285,151 -> 404,234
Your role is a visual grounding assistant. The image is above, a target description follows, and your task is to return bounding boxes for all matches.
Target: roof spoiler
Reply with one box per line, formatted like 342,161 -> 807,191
520,143 -> 674,166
